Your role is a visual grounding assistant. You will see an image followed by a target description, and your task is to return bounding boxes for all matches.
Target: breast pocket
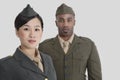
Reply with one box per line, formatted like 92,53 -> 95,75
73,52 -> 89,74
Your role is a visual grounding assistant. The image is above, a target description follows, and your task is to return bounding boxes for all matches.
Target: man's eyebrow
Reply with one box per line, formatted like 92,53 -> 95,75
68,17 -> 74,19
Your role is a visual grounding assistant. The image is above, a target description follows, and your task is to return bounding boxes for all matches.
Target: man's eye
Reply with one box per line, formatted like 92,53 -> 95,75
68,19 -> 72,22
58,19 -> 64,23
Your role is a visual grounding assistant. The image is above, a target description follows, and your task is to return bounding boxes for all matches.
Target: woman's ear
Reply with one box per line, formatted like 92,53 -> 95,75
15,30 -> 19,37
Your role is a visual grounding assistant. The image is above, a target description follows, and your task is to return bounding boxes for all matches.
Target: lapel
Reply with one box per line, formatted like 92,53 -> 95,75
66,35 -> 82,55
51,35 -> 83,55
51,36 -> 65,55
13,48 -> 46,76
40,53 -> 50,75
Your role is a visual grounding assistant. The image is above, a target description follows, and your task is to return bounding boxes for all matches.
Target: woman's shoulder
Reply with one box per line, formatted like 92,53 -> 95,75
0,56 -> 13,66
0,56 -> 12,62
41,52 -> 51,59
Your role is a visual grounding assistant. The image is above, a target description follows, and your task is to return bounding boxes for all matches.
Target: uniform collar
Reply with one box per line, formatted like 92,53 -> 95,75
18,46 -> 42,61
58,34 -> 74,44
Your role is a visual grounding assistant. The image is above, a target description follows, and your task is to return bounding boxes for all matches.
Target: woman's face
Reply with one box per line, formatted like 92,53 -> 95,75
16,17 -> 42,49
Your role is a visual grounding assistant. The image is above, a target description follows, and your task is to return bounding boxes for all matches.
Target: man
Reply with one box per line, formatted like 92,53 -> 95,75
39,3 -> 102,80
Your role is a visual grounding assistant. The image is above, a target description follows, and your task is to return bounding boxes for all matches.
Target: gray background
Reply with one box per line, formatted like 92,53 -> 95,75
0,0 -> 120,80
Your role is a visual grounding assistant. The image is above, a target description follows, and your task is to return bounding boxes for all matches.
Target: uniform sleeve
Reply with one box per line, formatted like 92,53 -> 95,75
87,42 -> 102,80
0,63 -> 10,80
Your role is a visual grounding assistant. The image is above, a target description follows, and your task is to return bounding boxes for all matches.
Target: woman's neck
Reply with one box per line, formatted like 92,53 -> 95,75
20,46 -> 36,59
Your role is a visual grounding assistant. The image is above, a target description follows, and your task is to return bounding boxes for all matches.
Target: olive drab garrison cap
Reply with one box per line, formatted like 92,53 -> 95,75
14,4 -> 39,30
55,3 -> 75,16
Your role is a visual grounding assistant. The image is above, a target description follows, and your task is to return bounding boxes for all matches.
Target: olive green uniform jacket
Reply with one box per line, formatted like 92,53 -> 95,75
39,35 -> 102,80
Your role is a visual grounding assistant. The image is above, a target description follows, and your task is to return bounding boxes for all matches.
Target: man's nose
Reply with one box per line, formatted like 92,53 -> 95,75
63,21 -> 69,26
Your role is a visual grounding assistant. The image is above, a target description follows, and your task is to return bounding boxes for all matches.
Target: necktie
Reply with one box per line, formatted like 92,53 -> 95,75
63,41 -> 69,54
33,56 -> 44,72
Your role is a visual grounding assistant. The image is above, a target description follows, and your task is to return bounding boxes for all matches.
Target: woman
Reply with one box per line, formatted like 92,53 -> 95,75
0,4 -> 56,80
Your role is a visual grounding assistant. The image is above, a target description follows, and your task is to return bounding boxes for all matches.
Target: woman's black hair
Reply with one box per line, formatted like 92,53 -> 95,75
14,14 -> 43,31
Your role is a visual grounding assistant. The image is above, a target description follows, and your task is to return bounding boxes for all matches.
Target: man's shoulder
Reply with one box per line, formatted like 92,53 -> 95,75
40,37 -> 56,45
75,35 -> 93,43
79,36 -> 93,42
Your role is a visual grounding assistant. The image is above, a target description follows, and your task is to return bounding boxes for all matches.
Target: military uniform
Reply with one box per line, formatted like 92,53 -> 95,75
39,35 -> 102,80
0,48 -> 57,80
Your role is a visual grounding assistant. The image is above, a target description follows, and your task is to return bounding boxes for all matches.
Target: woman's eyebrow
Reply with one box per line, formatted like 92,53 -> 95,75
23,24 -> 30,27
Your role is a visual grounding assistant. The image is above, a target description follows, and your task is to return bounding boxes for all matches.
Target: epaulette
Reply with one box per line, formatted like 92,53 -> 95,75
0,55 -> 12,62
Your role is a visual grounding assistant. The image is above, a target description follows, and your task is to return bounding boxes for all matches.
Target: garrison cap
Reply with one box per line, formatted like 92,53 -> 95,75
56,3 -> 75,16
15,4 -> 41,30
20,4 -> 38,17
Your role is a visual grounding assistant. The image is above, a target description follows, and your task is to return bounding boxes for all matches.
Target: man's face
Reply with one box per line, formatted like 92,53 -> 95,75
56,14 -> 75,37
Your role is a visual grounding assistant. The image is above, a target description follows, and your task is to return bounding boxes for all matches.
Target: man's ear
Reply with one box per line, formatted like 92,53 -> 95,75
55,20 -> 58,27
74,19 -> 76,26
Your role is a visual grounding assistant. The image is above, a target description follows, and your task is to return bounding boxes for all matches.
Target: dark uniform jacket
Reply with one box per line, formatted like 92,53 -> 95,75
39,35 -> 102,80
0,48 -> 57,80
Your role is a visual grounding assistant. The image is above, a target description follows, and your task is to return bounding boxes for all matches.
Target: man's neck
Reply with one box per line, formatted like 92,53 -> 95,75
59,34 -> 74,41
61,36 -> 71,41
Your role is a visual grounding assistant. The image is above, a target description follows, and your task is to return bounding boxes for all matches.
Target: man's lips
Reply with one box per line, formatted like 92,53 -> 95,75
63,28 -> 69,32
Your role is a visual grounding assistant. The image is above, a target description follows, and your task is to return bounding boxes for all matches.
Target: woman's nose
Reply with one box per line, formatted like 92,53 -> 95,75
29,30 -> 35,38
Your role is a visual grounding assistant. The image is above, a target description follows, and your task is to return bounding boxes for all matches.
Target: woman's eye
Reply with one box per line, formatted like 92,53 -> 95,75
23,28 -> 29,31
35,28 -> 40,31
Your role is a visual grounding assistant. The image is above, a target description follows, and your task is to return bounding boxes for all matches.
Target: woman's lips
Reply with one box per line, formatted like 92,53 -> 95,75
28,40 -> 36,44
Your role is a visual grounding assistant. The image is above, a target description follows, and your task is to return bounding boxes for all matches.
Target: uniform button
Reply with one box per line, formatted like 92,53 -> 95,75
45,78 -> 48,80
